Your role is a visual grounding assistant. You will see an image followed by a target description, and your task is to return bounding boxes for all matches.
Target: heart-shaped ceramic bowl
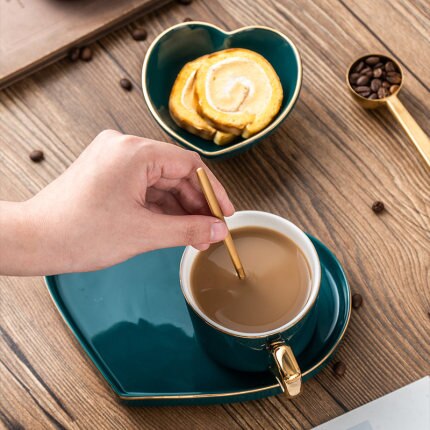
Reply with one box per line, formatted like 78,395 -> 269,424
142,22 -> 302,158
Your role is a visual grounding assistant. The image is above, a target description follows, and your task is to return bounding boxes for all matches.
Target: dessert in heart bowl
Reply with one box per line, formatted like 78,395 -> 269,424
142,22 -> 302,158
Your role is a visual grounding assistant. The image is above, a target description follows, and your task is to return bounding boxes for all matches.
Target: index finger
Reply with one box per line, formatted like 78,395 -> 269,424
142,140 -> 235,216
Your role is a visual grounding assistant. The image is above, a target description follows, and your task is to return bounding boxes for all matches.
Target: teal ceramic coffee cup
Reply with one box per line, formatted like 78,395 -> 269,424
180,211 -> 321,397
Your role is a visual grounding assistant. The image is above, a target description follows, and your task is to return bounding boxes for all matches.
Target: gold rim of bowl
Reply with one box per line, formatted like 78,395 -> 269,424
141,22 -> 303,156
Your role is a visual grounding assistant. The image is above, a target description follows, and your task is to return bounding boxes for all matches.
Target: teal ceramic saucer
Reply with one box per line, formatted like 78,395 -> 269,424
45,236 -> 350,406
141,22 -> 302,159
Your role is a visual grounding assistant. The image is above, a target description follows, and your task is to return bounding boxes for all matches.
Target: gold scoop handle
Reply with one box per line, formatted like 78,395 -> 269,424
386,95 -> 430,167
270,342 -> 302,398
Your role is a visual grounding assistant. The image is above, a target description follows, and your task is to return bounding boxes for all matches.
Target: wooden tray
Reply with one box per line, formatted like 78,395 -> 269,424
0,0 -> 171,90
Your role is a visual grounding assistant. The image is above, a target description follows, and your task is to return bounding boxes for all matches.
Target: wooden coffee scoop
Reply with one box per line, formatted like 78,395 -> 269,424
196,167 -> 246,280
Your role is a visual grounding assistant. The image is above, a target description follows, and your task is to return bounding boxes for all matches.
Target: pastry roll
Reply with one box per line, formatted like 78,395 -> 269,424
195,48 -> 283,138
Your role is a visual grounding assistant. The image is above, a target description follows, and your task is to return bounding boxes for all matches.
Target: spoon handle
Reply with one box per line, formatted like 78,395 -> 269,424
386,95 -> 430,167
196,168 -> 246,279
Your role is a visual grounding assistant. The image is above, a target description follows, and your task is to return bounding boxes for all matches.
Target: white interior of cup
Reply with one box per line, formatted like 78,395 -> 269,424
180,210 -> 321,338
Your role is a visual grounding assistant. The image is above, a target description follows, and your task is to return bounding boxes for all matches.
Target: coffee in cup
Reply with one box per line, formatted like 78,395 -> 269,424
190,226 -> 311,334
180,211 -> 321,397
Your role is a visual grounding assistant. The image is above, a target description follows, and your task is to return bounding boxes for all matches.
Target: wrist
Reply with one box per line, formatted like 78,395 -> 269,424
0,199 -> 62,276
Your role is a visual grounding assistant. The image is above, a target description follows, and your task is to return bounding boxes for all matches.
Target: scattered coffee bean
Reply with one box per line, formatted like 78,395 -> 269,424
349,55 -> 401,100
80,47 -> 93,62
68,47 -> 80,62
120,78 -> 133,91
385,61 -> 396,72
183,17 -> 193,22
29,149 -> 44,163
356,75 -> 370,85
370,78 -> 382,92
333,361 -> 346,377
353,61 -> 365,73
365,56 -> 380,66
372,200 -> 385,213
176,0 -> 193,4
352,293 -> 363,309
373,68 -> 383,78
131,27 -> 148,41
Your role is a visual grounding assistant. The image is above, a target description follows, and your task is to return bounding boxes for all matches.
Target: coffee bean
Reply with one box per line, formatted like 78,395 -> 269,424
351,56 -> 401,100
370,78 -> 382,92
355,85 -> 370,92
183,17 -> 193,22
29,149 -> 44,163
120,78 -> 133,91
385,61 -> 396,72
386,73 -> 401,84
68,47 -> 80,62
372,200 -> 385,213
349,72 -> 360,84
356,86 -> 371,97
131,27 -> 147,41
365,56 -> 380,66
373,68 -> 383,78
352,293 -> 363,309
356,75 -> 370,85
333,361 -> 346,377
377,87 -> 389,99
353,61 -> 365,73
360,66 -> 372,75
80,47 -> 93,62
176,0 -> 193,4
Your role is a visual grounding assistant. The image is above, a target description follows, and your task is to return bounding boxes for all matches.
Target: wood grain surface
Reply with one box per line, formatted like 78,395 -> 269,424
0,0 -> 429,429
0,0 -> 171,90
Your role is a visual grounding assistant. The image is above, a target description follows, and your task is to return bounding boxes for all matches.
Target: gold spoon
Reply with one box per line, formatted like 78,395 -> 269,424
196,167 -> 246,280
346,54 -> 430,167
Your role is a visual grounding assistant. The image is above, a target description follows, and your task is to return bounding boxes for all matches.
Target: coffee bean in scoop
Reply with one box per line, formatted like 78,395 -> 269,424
131,27 -> 147,41
372,201 -> 385,214
80,47 -> 93,62
352,293 -> 363,309
333,361 -> 346,377
29,150 -> 44,163
120,78 -> 133,91
349,55 -> 401,100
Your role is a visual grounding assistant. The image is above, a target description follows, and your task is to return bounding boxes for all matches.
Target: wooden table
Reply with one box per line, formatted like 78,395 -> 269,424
1,1 -> 429,428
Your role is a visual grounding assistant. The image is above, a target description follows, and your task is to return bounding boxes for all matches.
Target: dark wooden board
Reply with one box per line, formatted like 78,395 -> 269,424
0,0 -> 171,90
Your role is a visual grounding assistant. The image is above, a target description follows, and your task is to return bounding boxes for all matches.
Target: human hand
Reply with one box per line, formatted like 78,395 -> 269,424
1,130 -> 234,275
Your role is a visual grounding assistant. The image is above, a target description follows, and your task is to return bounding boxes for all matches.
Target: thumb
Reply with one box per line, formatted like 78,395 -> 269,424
147,214 -> 228,249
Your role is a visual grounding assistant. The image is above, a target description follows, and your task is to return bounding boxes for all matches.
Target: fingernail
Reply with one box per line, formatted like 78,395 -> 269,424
210,221 -> 227,242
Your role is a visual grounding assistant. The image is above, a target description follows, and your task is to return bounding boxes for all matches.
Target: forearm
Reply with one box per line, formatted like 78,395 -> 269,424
0,200 -> 62,276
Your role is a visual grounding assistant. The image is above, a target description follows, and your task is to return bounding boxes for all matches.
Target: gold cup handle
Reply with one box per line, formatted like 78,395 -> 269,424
269,342 -> 302,398
386,95 -> 430,167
